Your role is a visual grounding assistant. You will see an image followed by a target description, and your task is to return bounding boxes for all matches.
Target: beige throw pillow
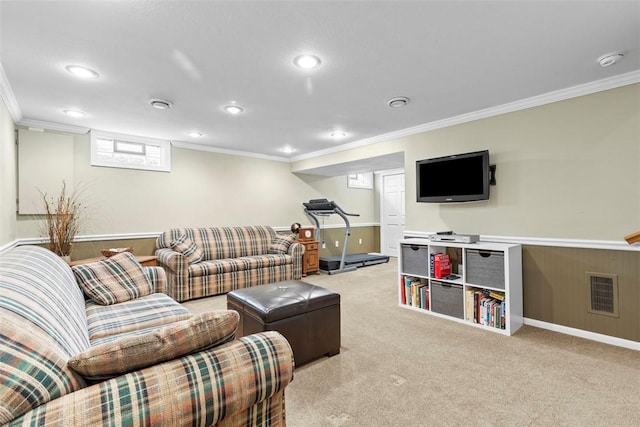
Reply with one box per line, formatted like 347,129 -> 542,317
68,310 -> 239,379
72,252 -> 153,305
268,234 -> 296,255
170,234 -> 204,263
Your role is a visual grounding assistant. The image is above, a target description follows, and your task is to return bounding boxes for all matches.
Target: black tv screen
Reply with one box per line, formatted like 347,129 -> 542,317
416,150 -> 490,203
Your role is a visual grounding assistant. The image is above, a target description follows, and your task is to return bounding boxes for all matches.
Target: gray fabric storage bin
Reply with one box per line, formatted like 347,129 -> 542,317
401,244 -> 429,277
466,249 -> 505,289
431,281 -> 464,319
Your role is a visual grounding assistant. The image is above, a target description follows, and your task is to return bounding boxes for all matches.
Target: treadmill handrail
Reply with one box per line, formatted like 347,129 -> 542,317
335,207 -> 360,217
305,209 -> 358,216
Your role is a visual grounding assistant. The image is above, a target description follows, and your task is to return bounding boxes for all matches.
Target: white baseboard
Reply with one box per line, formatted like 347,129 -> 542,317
524,318 -> 639,351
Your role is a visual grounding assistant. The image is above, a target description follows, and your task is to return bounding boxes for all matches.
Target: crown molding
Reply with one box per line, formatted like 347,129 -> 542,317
17,118 -> 89,134
171,140 -> 290,162
291,70 -> 640,162
3,58 -> 637,163
0,61 -> 23,122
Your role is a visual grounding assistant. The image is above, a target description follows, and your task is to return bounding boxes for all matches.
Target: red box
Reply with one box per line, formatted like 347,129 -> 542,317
433,253 -> 451,279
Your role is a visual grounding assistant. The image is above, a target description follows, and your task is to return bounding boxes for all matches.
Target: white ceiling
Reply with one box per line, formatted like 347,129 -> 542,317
1,1 -> 638,174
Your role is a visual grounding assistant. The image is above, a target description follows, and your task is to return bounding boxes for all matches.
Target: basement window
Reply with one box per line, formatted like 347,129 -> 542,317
90,130 -> 171,172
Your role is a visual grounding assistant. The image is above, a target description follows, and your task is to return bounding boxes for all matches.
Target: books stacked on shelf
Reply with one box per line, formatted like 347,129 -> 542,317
401,276 -> 429,310
430,252 -> 451,279
465,288 -> 506,329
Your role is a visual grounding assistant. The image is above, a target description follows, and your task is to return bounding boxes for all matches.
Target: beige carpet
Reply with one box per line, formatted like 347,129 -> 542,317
182,259 -> 639,426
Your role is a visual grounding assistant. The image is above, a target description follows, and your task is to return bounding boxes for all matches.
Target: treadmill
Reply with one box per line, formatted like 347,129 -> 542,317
303,199 -> 390,274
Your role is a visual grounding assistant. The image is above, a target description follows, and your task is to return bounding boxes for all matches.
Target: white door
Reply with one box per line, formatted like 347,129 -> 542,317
380,171 -> 405,257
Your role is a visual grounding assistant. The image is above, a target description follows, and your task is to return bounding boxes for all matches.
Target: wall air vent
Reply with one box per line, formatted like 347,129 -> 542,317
586,272 -> 619,317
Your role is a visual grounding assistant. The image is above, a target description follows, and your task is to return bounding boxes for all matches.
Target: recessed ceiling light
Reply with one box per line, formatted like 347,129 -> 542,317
280,146 -> 295,154
188,131 -> 203,138
331,131 -> 347,139
387,96 -> 409,108
63,109 -> 85,118
224,105 -> 244,114
597,52 -> 624,67
149,99 -> 173,110
65,65 -> 99,79
293,54 -> 321,69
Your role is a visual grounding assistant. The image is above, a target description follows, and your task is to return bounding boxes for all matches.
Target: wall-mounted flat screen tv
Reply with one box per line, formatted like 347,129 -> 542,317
416,150 -> 491,203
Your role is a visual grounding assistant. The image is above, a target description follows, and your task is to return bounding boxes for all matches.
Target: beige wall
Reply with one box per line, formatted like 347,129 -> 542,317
0,98 -> 16,247
293,84 -> 640,242
14,132 -> 376,239
7,84 -> 639,244
295,173 -> 377,227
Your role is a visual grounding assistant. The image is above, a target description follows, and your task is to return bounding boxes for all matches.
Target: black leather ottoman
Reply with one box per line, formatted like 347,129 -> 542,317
227,280 -> 340,366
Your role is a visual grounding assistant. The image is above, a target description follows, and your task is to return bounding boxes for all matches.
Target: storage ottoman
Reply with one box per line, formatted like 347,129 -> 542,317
227,280 -> 340,366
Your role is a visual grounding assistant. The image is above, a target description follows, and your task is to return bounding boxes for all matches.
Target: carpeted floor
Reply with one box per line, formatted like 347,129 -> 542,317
182,258 -> 639,426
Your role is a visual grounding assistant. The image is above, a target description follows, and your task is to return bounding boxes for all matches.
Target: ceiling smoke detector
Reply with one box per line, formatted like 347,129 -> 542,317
387,96 -> 409,108
149,99 -> 173,110
597,52 -> 624,67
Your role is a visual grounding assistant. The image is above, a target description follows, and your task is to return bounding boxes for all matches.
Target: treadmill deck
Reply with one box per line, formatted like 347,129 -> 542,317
319,253 -> 390,271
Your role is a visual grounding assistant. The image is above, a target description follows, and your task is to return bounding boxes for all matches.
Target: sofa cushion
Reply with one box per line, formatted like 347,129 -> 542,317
68,311 -> 239,379
268,234 -> 296,255
86,293 -> 193,342
157,226 -> 276,260
188,254 -> 292,278
170,234 -> 204,264
72,252 -> 153,305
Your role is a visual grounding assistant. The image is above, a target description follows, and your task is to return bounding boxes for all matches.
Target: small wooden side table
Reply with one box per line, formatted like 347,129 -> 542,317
297,240 -> 319,276
69,255 -> 158,267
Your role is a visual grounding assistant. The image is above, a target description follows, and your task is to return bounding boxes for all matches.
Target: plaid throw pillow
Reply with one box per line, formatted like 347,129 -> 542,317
72,252 -> 153,305
170,234 -> 204,263
68,310 -> 239,379
268,234 -> 296,254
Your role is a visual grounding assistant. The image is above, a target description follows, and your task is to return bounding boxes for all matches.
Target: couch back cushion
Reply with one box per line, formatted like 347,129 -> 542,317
0,245 -> 90,424
157,226 -> 276,261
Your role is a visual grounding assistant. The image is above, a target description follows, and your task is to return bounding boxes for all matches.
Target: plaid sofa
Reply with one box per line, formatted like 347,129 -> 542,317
0,245 -> 295,426
155,226 -> 303,302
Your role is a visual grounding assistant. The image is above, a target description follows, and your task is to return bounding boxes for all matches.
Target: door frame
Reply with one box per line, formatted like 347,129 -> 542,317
377,168 -> 405,257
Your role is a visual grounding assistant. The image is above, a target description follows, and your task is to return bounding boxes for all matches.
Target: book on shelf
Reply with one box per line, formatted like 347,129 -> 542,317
430,253 -> 434,277
401,276 -> 430,310
403,276 -> 422,307
465,288 -> 475,322
433,253 -> 451,279
488,291 -> 504,301
467,288 -> 506,329
404,276 -> 413,306
419,285 -> 430,310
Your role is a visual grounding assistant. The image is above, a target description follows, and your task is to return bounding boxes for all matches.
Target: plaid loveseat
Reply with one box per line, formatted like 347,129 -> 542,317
0,245 -> 294,426
155,226 -> 303,302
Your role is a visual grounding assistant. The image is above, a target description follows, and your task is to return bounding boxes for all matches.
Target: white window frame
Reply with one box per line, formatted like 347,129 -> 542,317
347,172 -> 373,189
90,130 -> 171,172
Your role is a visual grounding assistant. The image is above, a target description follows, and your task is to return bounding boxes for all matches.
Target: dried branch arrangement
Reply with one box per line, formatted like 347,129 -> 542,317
41,182 -> 87,257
